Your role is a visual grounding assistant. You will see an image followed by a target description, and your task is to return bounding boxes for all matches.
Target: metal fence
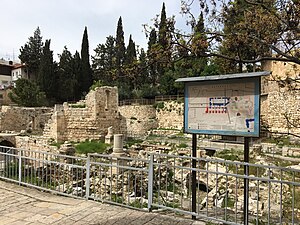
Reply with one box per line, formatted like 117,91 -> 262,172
118,95 -> 184,106
0,146 -> 299,224
119,99 -> 155,106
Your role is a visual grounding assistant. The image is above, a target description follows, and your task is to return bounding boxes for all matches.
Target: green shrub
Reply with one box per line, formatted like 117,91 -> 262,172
75,140 -> 109,155
154,102 -> 165,110
70,104 -> 86,108
49,141 -> 64,148
177,143 -> 188,148
89,80 -> 103,91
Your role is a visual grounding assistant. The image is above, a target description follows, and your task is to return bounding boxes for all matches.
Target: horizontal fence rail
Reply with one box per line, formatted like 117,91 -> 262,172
0,146 -> 299,224
119,99 -> 155,106
151,153 -> 300,224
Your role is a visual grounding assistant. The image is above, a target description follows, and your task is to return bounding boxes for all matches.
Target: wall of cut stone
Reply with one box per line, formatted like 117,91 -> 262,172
261,61 -> 300,135
261,89 -> 300,135
156,101 -> 184,130
15,136 -> 59,153
119,105 -> 158,137
43,86 -> 125,142
0,106 -> 52,133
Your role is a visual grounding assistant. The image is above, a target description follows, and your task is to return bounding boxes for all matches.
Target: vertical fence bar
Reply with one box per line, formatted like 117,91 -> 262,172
18,150 -> 22,184
148,154 -> 154,211
244,137 -> 250,225
192,134 -> 197,220
86,154 -> 90,200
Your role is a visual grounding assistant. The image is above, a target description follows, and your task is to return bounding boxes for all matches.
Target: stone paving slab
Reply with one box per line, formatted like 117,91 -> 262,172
0,180 -> 206,225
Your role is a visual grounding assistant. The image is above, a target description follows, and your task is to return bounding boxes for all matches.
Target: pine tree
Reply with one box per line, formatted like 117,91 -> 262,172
219,0 -> 278,73
190,12 -> 208,75
8,78 -> 46,107
19,27 -> 43,80
38,39 -> 56,101
80,26 -> 93,95
92,35 -> 116,84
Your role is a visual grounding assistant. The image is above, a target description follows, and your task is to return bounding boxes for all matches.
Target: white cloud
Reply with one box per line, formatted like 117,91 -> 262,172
0,0 -> 198,61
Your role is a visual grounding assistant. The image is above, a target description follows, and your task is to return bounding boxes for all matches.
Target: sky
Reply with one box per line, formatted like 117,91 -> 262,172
0,0 -> 198,61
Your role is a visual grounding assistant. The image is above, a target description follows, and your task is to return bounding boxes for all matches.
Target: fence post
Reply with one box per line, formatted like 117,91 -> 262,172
244,137 -> 250,225
86,154 -> 90,200
18,150 -> 22,184
148,153 -> 154,212
192,134 -> 197,220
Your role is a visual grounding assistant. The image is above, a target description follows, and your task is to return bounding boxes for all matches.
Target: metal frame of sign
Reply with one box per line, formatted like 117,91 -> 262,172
183,76 -> 261,137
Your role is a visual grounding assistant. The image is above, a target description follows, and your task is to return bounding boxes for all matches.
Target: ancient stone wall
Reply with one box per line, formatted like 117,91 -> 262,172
119,105 -> 158,137
15,136 -> 58,153
156,101 -> 184,130
261,61 -> 300,135
0,106 -> 52,133
43,86 -> 125,142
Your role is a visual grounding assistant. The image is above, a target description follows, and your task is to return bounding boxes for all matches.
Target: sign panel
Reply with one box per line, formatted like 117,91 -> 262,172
184,77 -> 260,137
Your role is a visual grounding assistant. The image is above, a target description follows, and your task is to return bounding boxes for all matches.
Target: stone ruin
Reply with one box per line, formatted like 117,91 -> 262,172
43,86 -> 126,143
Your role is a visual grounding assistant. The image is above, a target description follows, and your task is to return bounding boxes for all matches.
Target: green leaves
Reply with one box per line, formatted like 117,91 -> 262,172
19,27 -> 43,78
8,78 -> 46,107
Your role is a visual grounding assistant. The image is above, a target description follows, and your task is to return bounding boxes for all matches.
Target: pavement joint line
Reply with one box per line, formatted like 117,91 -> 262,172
0,180 -> 83,205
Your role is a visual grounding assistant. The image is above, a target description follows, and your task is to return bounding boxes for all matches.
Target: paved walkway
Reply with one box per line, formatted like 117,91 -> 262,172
0,180 -> 205,225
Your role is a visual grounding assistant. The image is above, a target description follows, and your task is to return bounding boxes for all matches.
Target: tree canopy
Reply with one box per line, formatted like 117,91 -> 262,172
19,27 -> 43,79
15,1 -> 300,106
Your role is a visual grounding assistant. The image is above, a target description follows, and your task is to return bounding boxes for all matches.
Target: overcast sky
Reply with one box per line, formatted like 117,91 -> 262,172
0,0 -> 198,61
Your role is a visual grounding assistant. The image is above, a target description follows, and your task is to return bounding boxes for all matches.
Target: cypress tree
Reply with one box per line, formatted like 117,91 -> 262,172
58,47 -> 76,102
125,35 -> 137,64
115,17 -> 126,72
73,51 -> 82,100
147,29 -> 158,86
80,26 -> 93,95
157,2 -> 174,93
158,3 -> 167,48
38,39 -> 56,101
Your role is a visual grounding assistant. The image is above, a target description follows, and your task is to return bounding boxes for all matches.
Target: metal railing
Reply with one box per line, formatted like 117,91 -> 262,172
119,99 -> 155,106
0,146 -> 299,224
118,95 -> 184,106
155,95 -> 184,102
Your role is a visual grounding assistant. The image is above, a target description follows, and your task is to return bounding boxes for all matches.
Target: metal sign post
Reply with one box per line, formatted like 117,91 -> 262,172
192,134 -> 197,220
176,71 -> 269,222
244,137 -> 250,225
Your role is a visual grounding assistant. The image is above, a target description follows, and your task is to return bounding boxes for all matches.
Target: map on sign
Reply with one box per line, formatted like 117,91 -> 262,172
185,78 -> 259,136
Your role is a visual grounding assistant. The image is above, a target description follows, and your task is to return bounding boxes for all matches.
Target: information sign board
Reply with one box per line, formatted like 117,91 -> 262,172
184,77 -> 260,137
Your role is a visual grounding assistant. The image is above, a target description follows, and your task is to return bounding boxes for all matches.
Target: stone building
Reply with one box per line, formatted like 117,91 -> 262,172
43,86 -> 126,142
261,61 -> 300,135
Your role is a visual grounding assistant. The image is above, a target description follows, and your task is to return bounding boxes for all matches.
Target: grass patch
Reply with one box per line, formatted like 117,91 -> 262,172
222,197 -> 235,208
69,104 -> 86,108
49,141 -> 64,149
75,140 -> 109,155
154,102 -> 165,110
177,143 -> 188,148
129,199 -> 148,208
216,149 -> 242,161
